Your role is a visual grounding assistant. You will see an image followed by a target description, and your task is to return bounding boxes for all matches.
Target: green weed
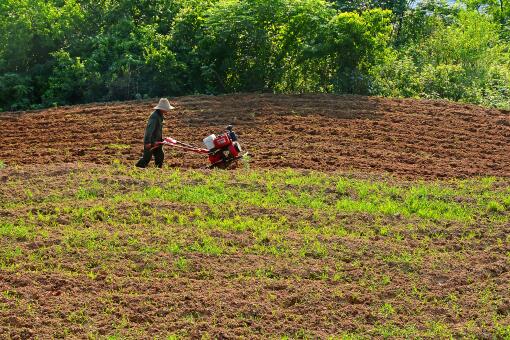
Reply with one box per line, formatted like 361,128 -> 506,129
0,222 -> 35,241
107,143 -> 131,150
487,200 -> 505,213
190,235 -> 224,255
379,303 -> 395,318
174,257 -> 189,272
67,309 -> 89,324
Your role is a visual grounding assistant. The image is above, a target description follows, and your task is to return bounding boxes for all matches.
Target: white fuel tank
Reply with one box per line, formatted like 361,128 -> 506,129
203,134 -> 217,150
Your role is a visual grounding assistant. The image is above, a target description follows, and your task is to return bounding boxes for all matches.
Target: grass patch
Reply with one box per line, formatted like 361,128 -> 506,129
0,165 -> 508,338
107,143 -> 131,150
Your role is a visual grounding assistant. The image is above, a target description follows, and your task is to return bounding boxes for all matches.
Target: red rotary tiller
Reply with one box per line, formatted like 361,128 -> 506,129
152,126 -> 246,169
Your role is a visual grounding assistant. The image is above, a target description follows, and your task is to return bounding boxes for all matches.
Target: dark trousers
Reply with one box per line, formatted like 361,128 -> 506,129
135,146 -> 164,168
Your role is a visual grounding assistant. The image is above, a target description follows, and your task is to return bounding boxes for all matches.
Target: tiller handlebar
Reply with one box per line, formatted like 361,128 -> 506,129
151,137 -> 209,154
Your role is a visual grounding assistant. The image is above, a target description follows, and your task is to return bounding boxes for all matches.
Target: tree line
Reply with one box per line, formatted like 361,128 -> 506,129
0,0 -> 509,111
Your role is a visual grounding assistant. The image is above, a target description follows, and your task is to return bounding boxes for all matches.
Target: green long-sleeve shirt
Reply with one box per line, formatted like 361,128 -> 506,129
143,110 -> 164,144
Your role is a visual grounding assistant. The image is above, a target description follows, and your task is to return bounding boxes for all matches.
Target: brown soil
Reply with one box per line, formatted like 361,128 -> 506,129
1,93 -> 509,178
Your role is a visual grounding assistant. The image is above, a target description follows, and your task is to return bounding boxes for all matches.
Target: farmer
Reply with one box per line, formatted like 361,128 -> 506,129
135,98 -> 175,168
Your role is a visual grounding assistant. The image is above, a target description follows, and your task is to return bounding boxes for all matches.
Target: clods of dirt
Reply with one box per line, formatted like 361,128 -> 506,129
0,93 -> 509,178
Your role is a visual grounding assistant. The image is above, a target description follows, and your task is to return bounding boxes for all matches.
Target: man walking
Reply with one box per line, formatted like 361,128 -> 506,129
135,98 -> 174,168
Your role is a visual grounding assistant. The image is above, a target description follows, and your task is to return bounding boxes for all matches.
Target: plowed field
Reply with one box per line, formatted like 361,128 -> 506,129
1,95 -> 509,338
1,93 -> 509,178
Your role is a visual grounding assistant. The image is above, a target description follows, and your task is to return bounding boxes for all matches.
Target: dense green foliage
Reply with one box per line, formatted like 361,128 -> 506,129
0,0 -> 509,111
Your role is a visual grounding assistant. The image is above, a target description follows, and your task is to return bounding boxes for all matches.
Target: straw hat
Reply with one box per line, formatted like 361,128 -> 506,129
154,98 -> 175,111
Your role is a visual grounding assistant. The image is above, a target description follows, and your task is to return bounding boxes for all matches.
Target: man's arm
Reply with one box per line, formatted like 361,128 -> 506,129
143,117 -> 156,146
